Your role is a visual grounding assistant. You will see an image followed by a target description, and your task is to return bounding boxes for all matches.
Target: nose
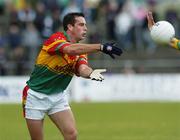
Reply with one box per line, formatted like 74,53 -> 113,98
84,25 -> 88,31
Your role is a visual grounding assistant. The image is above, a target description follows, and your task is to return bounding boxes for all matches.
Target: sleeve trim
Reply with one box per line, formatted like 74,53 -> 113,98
75,60 -> 88,71
59,43 -> 71,54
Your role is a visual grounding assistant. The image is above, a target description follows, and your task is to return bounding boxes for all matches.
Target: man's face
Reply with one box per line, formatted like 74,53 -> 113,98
70,16 -> 88,41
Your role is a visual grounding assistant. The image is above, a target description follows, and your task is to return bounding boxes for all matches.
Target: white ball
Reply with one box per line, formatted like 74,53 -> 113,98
150,21 -> 175,44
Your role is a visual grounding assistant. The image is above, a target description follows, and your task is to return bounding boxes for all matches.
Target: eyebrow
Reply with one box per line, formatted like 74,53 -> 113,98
78,22 -> 86,25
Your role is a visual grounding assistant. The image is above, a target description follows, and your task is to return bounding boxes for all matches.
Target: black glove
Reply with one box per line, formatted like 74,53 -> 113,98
100,42 -> 123,59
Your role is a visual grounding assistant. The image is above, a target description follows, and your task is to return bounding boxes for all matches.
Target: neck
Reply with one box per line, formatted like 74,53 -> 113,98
66,30 -> 78,43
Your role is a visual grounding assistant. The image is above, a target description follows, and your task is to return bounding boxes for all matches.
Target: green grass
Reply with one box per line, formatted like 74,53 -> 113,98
0,102 -> 180,140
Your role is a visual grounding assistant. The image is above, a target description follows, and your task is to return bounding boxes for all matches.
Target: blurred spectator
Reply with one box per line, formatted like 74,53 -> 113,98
43,0 -> 60,12
7,23 -> 25,75
34,2 -> 46,37
106,0 -> 118,40
0,31 -> 6,75
57,0 -> 69,10
165,8 -> 179,34
121,60 -> 136,74
7,23 -> 22,51
42,12 -> 54,38
128,0 -> 148,53
82,0 -> 94,23
22,22 -> 41,69
17,3 -> 36,28
141,0 -> 157,54
61,0 -> 81,20
114,0 -> 134,50
0,0 -> 5,15
6,3 -> 19,25
94,0 -> 109,42
51,8 -> 62,32
74,0 -> 84,11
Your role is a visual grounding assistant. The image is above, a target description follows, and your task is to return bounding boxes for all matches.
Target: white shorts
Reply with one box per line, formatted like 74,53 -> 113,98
23,86 -> 70,120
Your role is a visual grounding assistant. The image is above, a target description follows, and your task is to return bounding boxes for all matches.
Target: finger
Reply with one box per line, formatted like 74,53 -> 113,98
92,78 -> 100,81
97,76 -> 103,81
113,47 -> 123,55
98,76 -> 104,81
111,42 -> 117,46
98,69 -> 107,73
147,11 -> 155,24
113,51 -> 122,56
99,74 -> 104,80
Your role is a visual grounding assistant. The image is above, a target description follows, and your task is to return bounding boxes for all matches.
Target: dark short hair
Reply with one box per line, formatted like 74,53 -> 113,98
63,12 -> 85,31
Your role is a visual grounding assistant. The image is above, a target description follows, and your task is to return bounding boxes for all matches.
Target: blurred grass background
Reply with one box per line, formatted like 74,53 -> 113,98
0,102 -> 180,140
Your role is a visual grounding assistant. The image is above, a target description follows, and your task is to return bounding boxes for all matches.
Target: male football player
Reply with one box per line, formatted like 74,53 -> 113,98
22,12 -> 122,140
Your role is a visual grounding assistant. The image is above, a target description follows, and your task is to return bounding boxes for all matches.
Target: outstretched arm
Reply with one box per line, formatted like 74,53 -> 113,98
63,42 -> 123,59
147,11 -> 180,50
63,43 -> 100,55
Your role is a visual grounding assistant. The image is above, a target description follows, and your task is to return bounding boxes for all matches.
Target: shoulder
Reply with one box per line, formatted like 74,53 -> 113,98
43,32 -> 67,46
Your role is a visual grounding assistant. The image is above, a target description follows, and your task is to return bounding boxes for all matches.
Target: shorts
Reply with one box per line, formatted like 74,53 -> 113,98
22,85 -> 71,120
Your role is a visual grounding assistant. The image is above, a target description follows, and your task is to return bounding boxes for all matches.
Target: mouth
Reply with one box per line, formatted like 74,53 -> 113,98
82,33 -> 87,37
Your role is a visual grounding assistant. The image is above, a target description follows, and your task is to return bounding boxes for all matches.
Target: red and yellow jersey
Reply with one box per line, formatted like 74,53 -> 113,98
26,32 -> 88,94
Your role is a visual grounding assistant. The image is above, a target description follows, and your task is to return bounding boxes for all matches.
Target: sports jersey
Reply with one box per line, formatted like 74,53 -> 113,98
26,31 -> 88,95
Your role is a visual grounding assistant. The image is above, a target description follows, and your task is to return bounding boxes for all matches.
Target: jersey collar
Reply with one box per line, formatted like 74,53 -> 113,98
63,31 -> 71,42
63,31 -> 79,43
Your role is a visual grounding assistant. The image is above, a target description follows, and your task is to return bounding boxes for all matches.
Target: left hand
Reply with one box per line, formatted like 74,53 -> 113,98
101,42 -> 123,59
89,69 -> 106,81
146,11 -> 155,30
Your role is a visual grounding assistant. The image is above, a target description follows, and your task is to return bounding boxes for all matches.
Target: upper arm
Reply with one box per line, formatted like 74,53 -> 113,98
43,41 -> 71,55
42,32 -> 71,55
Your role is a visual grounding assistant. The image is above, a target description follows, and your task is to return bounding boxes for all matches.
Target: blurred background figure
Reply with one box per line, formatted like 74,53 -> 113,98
141,0 -> 158,54
7,23 -> 25,75
114,0 -> 134,51
22,22 -> 41,70
61,0 -> 81,20
33,2 -> 46,38
0,30 -> 6,75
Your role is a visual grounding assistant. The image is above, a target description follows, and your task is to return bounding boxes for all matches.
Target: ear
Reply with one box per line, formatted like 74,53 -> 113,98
67,24 -> 73,31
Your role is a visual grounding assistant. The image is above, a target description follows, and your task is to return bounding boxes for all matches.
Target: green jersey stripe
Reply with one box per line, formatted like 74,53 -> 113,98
26,65 -> 73,94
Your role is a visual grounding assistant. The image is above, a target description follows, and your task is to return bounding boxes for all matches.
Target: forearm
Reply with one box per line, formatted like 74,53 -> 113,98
78,64 -> 93,78
77,64 -> 106,81
63,43 -> 101,55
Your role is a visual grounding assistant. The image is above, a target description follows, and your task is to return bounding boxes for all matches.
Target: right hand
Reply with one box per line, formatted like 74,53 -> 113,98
100,42 -> 123,59
169,38 -> 180,49
89,69 -> 106,81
